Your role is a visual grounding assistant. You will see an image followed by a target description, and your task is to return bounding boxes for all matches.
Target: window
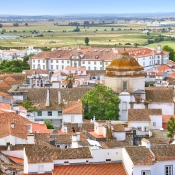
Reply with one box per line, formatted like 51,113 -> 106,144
56,65 -> 58,69
153,122 -> 156,127
33,60 -> 35,63
150,61 -> 151,65
143,62 -> 145,66
62,65 -> 64,69
106,62 -> 108,65
33,65 -> 35,69
122,82 -> 127,90
13,172 -> 15,175
100,62 -> 102,65
122,102 -> 127,111
38,60 -> 40,63
51,65 -> 53,69
106,159 -> 111,162
141,170 -> 151,175
62,61 -> 64,63
37,64 -> 41,69
157,60 -> 160,64
67,61 -> 69,64
38,165 -> 44,173
137,127 -> 142,130
158,56 -> 160,59
51,60 -> 53,63
144,127 -> 148,131
88,61 -> 90,64
100,67 -> 103,70
43,65 -> 45,69
56,60 -> 58,63
43,60 -> 45,63
37,111 -> 42,116
88,67 -> 91,70
48,111 -> 52,116
71,116 -> 74,122
83,61 -> 85,64
64,161 -> 69,164
94,62 -> 96,65
94,67 -> 97,70
165,165 -> 173,175
58,111 -> 62,116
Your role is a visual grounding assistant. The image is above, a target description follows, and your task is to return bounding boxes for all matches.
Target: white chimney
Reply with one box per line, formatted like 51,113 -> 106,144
58,91 -> 61,105
27,134 -> 35,144
72,134 -> 79,148
45,90 -> 50,106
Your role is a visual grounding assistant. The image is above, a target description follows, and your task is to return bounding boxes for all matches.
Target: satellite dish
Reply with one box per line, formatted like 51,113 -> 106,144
173,97 -> 175,103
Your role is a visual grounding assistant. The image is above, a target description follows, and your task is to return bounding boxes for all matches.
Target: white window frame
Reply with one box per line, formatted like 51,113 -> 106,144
165,165 -> 173,175
122,81 -> 127,91
71,116 -> 74,123
38,165 -> 44,173
122,102 -> 127,111
153,122 -> 156,127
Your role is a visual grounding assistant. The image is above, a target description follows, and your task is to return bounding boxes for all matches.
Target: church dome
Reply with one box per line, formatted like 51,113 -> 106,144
106,51 -> 144,72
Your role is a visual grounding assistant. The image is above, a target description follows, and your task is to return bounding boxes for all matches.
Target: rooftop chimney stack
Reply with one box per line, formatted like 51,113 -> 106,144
45,90 -> 50,106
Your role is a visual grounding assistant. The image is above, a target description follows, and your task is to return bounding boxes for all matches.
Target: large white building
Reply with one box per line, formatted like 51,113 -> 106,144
30,45 -> 169,71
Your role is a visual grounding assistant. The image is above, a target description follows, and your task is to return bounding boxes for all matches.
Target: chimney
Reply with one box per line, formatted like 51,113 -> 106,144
27,134 -> 35,144
45,90 -> 50,106
11,123 -> 14,129
71,127 -> 78,148
58,91 -> 61,105
7,142 -> 11,151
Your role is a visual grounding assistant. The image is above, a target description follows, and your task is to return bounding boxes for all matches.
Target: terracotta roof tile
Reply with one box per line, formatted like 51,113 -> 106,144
145,87 -> 174,102
162,115 -> 175,123
32,123 -> 52,134
53,163 -> 126,175
152,145 -> 175,161
25,146 -> 92,163
128,109 -> 162,121
0,92 -> 13,99
8,156 -> 24,164
22,69 -> 49,75
125,146 -> 154,165
50,134 -> 72,144
3,76 -> 16,82
62,102 -> 82,114
112,124 -> 125,132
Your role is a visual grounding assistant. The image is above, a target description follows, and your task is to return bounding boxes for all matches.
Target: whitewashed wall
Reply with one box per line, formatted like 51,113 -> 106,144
148,103 -> 174,115
149,115 -> 162,129
63,114 -> 82,123
113,132 -> 126,141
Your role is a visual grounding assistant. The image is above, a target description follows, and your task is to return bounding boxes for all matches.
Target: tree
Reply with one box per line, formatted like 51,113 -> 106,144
0,24 -> 3,28
66,74 -> 75,88
23,54 -> 35,62
20,100 -> 37,112
81,84 -> 120,120
13,22 -> 19,27
163,45 -> 175,61
85,37 -> 89,45
44,120 -> 54,129
167,117 -> 175,138
111,28 -> 114,31
25,23 -> 28,27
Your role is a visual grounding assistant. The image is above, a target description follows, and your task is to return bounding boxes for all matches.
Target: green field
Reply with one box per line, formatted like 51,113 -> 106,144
0,21 -> 175,49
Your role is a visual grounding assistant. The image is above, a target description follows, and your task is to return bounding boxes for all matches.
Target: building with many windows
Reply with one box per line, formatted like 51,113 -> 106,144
30,45 -> 169,71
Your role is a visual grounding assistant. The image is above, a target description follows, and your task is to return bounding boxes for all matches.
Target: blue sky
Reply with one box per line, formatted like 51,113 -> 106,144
1,0 -> 175,15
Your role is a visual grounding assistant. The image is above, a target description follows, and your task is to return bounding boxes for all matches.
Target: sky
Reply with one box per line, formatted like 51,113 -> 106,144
1,0 -> 175,15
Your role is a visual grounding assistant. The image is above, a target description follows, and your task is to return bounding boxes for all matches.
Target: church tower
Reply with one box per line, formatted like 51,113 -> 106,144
105,51 -> 146,120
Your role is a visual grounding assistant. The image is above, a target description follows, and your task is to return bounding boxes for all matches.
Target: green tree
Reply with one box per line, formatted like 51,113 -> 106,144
81,84 -> 120,120
13,22 -> 19,27
23,54 -> 35,62
167,117 -> 175,138
163,45 -> 175,61
20,100 -> 37,112
25,23 -> 28,27
0,24 -> 3,28
44,120 -> 54,129
111,28 -> 114,31
85,37 -> 89,45
66,74 -> 75,88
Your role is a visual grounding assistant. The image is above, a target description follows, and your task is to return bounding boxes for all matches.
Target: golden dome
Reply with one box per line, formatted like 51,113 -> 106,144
106,51 -> 144,72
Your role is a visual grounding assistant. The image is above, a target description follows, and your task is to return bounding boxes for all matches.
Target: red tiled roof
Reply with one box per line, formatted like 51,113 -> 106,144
88,131 -> 105,139
8,156 -> 24,164
157,65 -> 171,71
52,163 -> 126,175
0,92 -> 13,99
62,102 -> 82,114
32,123 -> 52,134
4,76 -> 16,82
162,115 -> 175,123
